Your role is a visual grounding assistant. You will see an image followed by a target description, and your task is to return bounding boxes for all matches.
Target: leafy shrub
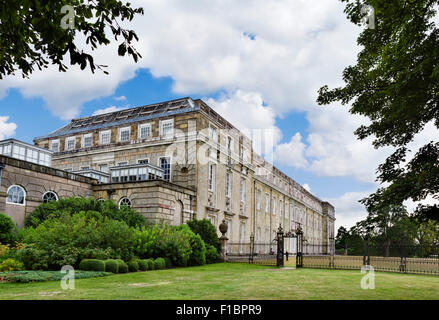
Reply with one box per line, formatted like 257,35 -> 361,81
16,244 -> 49,270
134,225 -> 192,267
154,258 -> 166,270
138,259 -> 148,271
18,213 -> 136,269
79,259 -> 105,271
164,257 -> 172,268
206,244 -> 220,264
116,259 -> 128,273
145,258 -> 154,270
0,213 -> 16,245
104,259 -> 119,273
127,260 -> 139,272
0,258 -> 24,272
0,271 -> 111,283
179,224 -> 206,266
25,197 -> 147,228
187,219 -> 221,252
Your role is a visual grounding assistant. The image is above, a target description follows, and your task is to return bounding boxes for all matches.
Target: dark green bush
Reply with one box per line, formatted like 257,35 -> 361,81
164,257 -> 172,268
186,219 -> 221,252
134,225 -> 192,267
0,213 -> 16,245
25,197 -> 147,228
104,259 -> 119,273
127,260 -> 139,272
18,213 -> 136,269
79,259 -> 105,271
179,224 -> 206,266
116,259 -> 128,273
206,244 -> 220,264
16,244 -> 49,270
145,258 -> 154,270
154,258 -> 166,270
138,259 -> 148,271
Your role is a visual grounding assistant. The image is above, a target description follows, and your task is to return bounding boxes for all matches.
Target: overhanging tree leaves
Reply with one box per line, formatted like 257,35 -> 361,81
317,0 -> 439,220
0,0 -> 144,79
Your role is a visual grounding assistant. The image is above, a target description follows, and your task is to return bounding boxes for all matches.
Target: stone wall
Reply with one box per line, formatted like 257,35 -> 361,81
0,155 -> 95,227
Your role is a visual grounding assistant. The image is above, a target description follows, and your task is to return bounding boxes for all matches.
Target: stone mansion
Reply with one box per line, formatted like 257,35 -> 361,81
0,97 -> 335,253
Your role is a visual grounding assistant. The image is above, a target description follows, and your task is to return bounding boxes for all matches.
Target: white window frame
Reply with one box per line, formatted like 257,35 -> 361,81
160,119 -> 174,137
225,171 -> 232,198
208,124 -> 218,142
51,139 -> 60,152
119,126 -> 131,142
65,137 -> 76,151
6,185 -> 26,206
42,191 -> 59,203
138,123 -> 151,139
208,163 -> 216,191
100,130 -> 111,145
83,133 -> 93,148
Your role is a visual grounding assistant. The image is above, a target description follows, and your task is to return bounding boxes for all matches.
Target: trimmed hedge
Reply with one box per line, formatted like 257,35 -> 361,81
104,259 -> 119,273
145,259 -> 154,270
0,270 -> 111,283
138,260 -> 148,271
116,259 -> 128,273
127,260 -> 139,272
79,259 -> 105,271
0,213 -> 16,245
154,258 -> 166,270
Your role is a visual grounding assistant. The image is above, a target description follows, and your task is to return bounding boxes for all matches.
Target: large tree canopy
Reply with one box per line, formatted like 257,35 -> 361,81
317,0 -> 439,220
0,0 -> 144,79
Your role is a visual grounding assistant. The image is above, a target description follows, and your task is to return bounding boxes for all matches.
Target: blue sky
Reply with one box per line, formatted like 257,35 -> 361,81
2,0 -> 409,229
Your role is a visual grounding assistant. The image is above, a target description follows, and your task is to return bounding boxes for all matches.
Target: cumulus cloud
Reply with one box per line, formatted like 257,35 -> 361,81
303,184 -> 311,192
92,106 -> 125,116
275,133 -> 308,169
114,96 -> 127,101
0,116 -> 17,140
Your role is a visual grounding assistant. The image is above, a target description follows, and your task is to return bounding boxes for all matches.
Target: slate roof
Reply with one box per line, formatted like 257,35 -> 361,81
34,97 -> 198,140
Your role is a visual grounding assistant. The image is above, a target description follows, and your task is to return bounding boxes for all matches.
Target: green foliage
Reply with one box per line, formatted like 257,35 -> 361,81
0,270 -> 110,283
16,244 -> 49,270
187,219 -> 221,252
0,258 -> 24,272
144,259 -> 154,270
127,260 -> 139,272
0,213 -> 16,245
25,197 -> 147,228
206,245 -> 220,264
116,259 -> 128,273
104,259 -> 119,273
79,259 -> 105,272
317,0 -> 439,220
0,0 -> 144,79
134,224 -> 192,267
18,213 -> 136,269
179,224 -> 206,266
153,258 -> 166,270
138,259 -> 148,271
164,257 -> 172,268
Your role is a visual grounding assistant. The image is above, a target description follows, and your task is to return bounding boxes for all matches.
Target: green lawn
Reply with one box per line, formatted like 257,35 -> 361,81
0,263 -> 438,300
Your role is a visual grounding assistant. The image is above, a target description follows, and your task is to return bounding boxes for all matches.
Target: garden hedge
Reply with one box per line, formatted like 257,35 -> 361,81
154,258 -> 166,270
127,260 -> 139,272
79,259 -> 105,271
116,259 -> 128,273
104,259 -> 119,273
138,260 -> 148,271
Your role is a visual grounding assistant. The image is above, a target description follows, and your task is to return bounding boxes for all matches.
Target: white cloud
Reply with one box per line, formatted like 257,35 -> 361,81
275,133 -> 308,169
0,116 -> 17,140
325,191 -> 372,230
303,184 -> 311,192
92,106 -> 124,116
114,96 -> 127,101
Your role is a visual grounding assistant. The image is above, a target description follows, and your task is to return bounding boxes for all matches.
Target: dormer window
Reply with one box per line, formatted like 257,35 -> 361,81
100,130 -> 111,145
83,134 -> 93,148
139,123 -> 151,139
119,127 -> 131,142
51,140 -> 59,152
160,119 -> 174,137
66,137 -> 76,151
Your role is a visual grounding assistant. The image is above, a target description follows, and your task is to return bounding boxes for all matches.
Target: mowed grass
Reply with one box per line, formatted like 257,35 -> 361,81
0,263 -> 438,300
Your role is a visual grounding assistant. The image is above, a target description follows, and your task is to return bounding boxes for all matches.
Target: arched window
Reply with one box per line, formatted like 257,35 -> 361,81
42,191 -> 58,203
119,197 -> 131,209
6,185 -> 26,205
97,198 -> 106,203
